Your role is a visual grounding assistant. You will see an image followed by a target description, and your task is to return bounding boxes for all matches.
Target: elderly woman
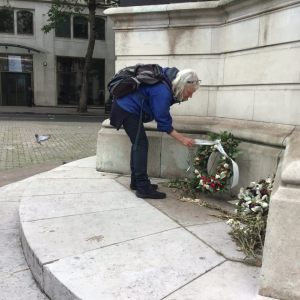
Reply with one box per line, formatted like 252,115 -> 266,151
110,67 -> 201,199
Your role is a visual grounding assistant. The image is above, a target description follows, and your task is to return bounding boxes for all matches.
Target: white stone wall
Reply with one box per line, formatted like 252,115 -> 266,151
105,0 -> 300,126
0,0 -> 115,106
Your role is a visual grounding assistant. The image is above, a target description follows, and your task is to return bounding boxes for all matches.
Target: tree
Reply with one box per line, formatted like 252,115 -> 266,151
42,0 -> 119,113
0,0 -> 14,30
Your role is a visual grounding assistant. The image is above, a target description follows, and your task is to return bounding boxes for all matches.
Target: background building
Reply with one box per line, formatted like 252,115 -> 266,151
0,0 -> 115,106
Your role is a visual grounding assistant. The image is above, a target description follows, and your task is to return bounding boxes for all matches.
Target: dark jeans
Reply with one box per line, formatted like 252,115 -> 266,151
122,113 -> 150,187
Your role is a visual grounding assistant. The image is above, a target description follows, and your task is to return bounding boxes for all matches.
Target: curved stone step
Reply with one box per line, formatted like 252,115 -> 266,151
19,156 -> 274,300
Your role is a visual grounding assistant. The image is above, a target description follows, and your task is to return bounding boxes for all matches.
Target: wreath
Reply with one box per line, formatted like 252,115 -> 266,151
193,131 -> 243,194
164,131 -> 243,198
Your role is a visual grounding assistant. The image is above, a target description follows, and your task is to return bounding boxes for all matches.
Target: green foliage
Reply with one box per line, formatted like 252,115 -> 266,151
163,131 -> 243,199
41,0 -> 120,34
0,0 -> 14,16
42,0 -> 84,34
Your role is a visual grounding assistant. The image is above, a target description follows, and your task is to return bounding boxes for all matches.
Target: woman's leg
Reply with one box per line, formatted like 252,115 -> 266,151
123,114 -> 150,187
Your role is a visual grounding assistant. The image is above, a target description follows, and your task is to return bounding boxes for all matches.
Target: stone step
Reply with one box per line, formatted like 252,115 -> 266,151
19,156 -> 276,300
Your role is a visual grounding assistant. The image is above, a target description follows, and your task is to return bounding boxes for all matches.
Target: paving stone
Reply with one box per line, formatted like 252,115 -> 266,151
60,156 -> 97,168
0,120 -> 99,171
20,191 -> 148,221
164,260 -> 263,300
22,178 -> 127,197
116,176 -> 235,227
0,270 -> 49,300
0,203 -> 19,229
44,228 -> 225,300
21,205 -> 179,264
187,222 -> 244,260
0,182 -> 30,201
37,167 -> 119,179
0,229 -> 28,274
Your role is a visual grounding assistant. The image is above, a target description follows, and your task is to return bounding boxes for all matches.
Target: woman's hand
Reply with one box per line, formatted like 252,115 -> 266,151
181,137 -> 195,148
169,129 -> 195,148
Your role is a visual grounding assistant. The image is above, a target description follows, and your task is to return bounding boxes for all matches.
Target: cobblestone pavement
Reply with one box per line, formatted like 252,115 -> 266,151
0,120 -> 102,171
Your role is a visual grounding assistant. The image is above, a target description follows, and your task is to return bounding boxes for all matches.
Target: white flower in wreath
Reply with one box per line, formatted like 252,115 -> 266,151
244,208 -> 251,214
250,182 -> 256,187
261,202 -> 268,208
262,195 -> 267,201
206,185 -> 210,189
200,180 -> 204,185
256,184 -> 262,190
246,200 -> 252,205
222,156 -> 227,160
266,178 -> 272,184
256,190 -> 261,196
195,157 -> 200,161
255,195 -> 261,201
251,206 -> 263,213
226,219 -> 234,225
195,170 -> 199,174
224,163 -> 229,168
240,187 -> 246,194
214,144 -> 218,149
217,187 -> 220,191
244,196 -> 252,201
197,174 -> 201,178
215,174 -> 220,179
235,209 -> 238,213
238,193 -> 245,199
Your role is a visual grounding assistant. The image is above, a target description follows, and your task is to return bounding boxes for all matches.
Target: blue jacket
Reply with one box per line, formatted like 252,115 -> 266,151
116,67 -> 179,134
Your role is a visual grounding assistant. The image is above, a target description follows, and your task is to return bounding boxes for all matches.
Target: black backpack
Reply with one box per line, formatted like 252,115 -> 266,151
107,63 -> 171,151
107,63 -> 170,98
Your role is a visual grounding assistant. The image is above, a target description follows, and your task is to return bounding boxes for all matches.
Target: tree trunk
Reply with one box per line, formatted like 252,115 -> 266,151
77,0 -> 97,113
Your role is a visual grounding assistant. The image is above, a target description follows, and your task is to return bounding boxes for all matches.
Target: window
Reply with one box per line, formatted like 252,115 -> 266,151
73,16 -> 88,39
17,11 -> 33,34
95,17 -> 105,40
0,9 -> 14,33
0,54 -> 33,72
57,57 -> 105,106
55,16 -> 71,37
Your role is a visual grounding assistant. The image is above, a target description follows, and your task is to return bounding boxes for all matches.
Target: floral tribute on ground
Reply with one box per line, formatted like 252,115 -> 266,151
162,131 -> 275,264
164,131 -> 243,199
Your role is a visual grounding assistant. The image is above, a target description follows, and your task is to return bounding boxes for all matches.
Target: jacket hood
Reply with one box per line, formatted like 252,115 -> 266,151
163,67 -> 179,87
163,67 -> 181,103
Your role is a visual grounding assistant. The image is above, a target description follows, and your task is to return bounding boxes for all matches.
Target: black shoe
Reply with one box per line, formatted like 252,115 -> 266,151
130,182 -> 158,190
136,186 -> 166,199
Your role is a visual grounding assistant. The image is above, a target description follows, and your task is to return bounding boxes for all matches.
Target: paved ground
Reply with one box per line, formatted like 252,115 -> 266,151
15,156 -> 275,300
0,114 -> 106,171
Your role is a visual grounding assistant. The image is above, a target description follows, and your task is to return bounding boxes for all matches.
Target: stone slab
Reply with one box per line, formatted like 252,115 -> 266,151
0,182 -> 31,202
96,128 -> 162,178
164,260 -> 263,300
21,205 -> 179,264
20,191 -> 148,222
37,167 -> 119,179
44,228 -> 225,300
188,222 -> 245,260
0,202 -> 19,229
0,270 -> 49,300
22,178 -> 127,197
0,229 -> 28,275
233,142 -> 282,195
116,176 -> 236,227
59,156 -> 96,169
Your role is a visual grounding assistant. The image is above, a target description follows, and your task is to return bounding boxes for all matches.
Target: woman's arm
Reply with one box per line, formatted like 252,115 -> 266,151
169,129 -> 195,148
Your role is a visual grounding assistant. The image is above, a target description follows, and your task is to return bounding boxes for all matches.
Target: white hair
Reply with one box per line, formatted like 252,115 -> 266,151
172,69 -> 201,101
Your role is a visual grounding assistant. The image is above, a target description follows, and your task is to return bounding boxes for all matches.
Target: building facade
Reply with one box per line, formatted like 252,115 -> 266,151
0,0 -> 115,106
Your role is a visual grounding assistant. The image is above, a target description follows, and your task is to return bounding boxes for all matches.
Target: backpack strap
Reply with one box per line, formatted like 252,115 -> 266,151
132,91 -> 148,151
